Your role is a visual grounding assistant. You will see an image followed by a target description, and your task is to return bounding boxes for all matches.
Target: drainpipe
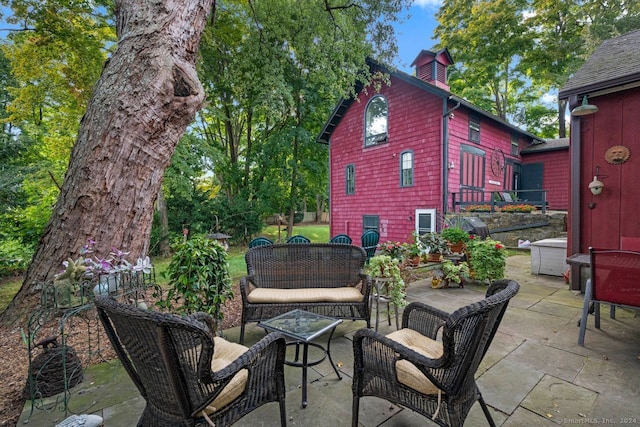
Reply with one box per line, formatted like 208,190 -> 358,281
568,94 -> 581,255
442,98 -> 461,216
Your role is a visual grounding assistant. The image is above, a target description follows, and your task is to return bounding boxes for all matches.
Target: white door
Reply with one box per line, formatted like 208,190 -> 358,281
415,209 -> 436,236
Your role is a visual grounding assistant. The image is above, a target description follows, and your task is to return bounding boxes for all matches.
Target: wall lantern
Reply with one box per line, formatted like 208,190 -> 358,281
571,95 -> 599,116
588,166 -> 604,195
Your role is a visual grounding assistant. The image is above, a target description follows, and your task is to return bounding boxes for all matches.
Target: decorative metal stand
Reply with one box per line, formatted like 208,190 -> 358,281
24,270 -> 158,421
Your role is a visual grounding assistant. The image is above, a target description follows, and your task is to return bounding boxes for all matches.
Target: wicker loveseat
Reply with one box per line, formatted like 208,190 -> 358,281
239,243 -> 372,343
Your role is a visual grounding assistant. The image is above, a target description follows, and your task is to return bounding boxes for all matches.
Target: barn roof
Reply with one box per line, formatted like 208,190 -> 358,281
559,29 -> 640,99
318,59 -> 543,144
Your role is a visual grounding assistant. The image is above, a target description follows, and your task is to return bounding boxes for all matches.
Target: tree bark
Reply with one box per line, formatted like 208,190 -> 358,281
157,188 -> 170,256
1,0 -> 213,325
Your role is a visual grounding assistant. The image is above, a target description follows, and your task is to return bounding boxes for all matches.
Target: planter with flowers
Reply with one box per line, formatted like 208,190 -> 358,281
51,240 -> 153,308
465,237 -> 506,283
377,241 -> 404,261
499,204 -> 537,213
440,227 -> 470,254
464,204 -> 492,212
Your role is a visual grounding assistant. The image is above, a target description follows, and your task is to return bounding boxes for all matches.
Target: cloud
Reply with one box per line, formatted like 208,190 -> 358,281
414,0 -> 443,8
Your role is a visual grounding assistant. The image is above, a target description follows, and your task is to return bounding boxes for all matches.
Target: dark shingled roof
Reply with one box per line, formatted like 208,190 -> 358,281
520,138 -> 569,154
559,29 -> 640,99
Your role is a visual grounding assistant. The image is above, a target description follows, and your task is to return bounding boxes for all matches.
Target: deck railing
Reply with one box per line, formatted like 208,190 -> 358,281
450,189 -> 547,214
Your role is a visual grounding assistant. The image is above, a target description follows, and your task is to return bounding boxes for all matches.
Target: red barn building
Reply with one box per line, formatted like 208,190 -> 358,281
319,49 -> 565,244
559,29 -> 640,290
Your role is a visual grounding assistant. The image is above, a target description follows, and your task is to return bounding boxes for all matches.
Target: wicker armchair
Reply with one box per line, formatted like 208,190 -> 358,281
352,279 -> 519,427
95,297 -> 287,427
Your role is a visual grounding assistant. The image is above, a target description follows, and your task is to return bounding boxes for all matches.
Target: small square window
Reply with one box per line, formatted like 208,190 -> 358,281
469,114 -> 480,143
510,133 -> 519,155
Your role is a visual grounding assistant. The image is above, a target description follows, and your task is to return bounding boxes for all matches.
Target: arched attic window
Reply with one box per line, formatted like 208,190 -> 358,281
364,95 -> 388,146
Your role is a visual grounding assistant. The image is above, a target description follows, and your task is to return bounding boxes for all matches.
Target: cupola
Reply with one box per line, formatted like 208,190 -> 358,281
410,48 -> 453,90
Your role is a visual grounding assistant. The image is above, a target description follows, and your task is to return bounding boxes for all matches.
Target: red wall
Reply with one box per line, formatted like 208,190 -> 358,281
329,74 -> 538,245
329,77 -> 444,244
572,86 -> 640,253
522,149 -> 570,210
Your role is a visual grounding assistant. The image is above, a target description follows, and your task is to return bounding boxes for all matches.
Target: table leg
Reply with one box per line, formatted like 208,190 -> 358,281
325,326 -> 342,380
301,342 -> 308,408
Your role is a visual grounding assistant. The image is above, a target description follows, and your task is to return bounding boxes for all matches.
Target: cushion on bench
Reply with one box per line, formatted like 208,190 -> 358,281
246,287 -> 364,304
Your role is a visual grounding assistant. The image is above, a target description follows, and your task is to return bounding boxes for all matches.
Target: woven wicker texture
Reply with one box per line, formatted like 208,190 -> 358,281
95,297 -> 287,427
240,243 -> 371,344
352,279 -> 519,427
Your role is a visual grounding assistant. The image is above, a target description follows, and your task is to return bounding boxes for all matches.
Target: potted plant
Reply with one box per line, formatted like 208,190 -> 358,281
441,259 -> 470,287
377,241 -> 404,260
441,227 -> 470,253
52,240 -> 152,306
420,232 -> 448,262
465,237 -> 507,283
368,255 -> 407,308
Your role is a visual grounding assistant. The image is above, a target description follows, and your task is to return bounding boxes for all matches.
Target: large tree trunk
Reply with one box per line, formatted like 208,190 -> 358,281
1,0 -> 213,325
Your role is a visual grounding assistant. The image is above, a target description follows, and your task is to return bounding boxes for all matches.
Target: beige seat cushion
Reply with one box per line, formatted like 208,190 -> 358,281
247,287 -> 363,303
387,329 -> 444,395
200,337 -> 249,415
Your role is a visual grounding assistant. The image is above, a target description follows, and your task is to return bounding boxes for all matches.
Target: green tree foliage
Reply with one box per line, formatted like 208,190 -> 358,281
0,0 -> 116,243
193,0 -> 409,237
435,0 -> 640,137
436,0 -> 532,121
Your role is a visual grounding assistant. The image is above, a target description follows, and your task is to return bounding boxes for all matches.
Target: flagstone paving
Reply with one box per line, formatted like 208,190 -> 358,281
20,255 -> 640,426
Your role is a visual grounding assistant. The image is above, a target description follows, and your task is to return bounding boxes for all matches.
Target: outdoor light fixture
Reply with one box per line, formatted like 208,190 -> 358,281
571,95 -> 599,116
588,166 -> 604,195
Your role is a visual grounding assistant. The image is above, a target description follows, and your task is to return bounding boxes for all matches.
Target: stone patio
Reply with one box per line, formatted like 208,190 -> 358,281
20,255 -> 640,426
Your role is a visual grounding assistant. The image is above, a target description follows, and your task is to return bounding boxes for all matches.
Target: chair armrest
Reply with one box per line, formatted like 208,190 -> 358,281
402,302 -> 449,339
353,328 -> 449,389
239,276 -> 255,302
359,273 -> 372,300
186,312 -> 218,335
200,332 -> 287,385
193,332 -> 286,415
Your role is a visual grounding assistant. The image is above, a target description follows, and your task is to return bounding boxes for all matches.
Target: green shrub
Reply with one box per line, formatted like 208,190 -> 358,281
157,237 -> 233,325
0,238 -> 34,277
466,237 -> 506,282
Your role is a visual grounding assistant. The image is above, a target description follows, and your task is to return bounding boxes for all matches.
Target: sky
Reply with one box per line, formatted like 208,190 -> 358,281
392,1 -> 442,73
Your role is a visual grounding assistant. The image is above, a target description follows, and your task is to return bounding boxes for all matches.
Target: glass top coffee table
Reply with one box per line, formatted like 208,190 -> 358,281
259,309 -> 343,408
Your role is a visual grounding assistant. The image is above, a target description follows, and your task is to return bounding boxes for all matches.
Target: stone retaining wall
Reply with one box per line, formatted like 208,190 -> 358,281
445,211 -> 567,248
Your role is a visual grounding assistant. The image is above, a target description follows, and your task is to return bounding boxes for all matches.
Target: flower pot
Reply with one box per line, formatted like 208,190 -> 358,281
448,242 -> 465,254
93,274 -> 120,296
427,253 -> 442,263
410,255 -> 421,266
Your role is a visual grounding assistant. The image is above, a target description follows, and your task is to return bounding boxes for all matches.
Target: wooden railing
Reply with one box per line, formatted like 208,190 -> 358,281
450,189 -> 548,214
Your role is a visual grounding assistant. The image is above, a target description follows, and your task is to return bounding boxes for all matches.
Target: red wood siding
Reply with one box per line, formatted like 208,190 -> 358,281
573,86 -> 640,254
446,109 -> 522,207
522,149 -> 569,210
329,77 -> 443,244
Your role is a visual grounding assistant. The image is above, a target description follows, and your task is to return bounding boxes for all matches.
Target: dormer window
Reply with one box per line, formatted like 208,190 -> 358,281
364,95 -> 388,146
